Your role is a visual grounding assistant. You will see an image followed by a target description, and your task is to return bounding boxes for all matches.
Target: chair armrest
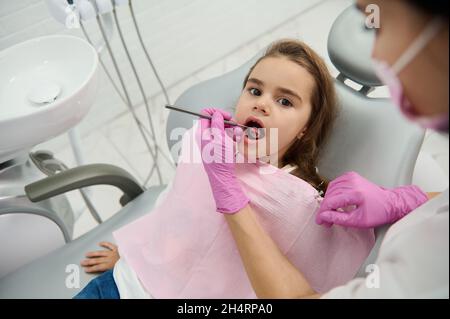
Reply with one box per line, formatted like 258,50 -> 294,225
25,164 -> 144,206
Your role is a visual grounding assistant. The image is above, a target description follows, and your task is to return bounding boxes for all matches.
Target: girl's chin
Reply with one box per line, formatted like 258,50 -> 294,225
237,139 -> 279,165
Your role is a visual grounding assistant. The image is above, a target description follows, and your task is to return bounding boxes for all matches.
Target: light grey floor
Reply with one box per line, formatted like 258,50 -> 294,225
26,0 -> 448,239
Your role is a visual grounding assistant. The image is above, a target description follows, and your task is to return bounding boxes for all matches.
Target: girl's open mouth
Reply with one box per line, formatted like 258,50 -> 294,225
244,117 -> 265,140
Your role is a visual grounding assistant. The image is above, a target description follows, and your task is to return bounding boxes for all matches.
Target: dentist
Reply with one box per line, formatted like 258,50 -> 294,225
200,0 -> 448,298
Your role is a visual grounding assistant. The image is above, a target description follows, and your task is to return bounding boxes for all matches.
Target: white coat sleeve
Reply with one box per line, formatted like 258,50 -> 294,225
322,190 -> 449,299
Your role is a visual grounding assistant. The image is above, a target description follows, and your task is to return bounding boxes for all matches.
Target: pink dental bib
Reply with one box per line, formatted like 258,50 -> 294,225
113,125 -> 375,298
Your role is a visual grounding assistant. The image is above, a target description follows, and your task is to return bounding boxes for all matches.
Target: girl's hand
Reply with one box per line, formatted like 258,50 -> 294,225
80,242 -> 120,273
199,108 -> 249,214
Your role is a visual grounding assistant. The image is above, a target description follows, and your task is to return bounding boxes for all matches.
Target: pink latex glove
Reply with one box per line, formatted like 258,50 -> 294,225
199,108 -> 250,214
316,171 -> 428,228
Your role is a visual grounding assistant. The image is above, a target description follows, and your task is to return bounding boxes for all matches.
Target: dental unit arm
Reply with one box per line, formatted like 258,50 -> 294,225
25,164 -> 144,207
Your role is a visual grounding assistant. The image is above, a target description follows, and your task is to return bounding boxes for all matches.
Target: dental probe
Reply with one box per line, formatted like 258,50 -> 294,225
165,105 -> 250,130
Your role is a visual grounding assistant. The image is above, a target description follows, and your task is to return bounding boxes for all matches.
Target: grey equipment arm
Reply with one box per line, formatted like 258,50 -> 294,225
25,164 -> 144,206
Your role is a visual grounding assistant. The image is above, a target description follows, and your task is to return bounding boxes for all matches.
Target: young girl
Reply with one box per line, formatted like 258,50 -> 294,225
74,39 -> 375,299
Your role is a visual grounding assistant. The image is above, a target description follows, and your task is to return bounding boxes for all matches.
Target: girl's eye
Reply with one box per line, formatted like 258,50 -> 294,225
249,88 -> 261,96
278,98 -> 293,107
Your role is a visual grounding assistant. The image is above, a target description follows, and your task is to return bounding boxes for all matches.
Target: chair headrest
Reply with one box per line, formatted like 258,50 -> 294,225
167,51 -> 424,188
327,5 -> 383,87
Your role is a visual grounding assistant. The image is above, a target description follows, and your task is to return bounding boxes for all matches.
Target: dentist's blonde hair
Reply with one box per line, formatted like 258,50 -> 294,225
243,39 -> 338,195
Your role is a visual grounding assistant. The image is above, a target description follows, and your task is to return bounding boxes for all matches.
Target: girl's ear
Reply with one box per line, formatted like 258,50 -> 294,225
297,127 -> 307,139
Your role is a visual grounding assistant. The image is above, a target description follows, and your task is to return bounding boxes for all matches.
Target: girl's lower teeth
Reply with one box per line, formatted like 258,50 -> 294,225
245,127 -> 265,140
247,129 -> 258,140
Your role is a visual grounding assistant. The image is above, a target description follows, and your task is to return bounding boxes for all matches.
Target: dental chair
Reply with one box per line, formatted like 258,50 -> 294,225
0,5 -> 424,298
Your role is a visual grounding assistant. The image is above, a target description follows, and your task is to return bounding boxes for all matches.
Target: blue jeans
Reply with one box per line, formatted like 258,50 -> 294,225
73,270 -> 120,299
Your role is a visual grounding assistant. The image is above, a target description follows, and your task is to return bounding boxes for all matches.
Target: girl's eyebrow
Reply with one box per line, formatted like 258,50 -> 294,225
278,87 -> 303,103
247,78 -> 264,86
247,77 -> 303,103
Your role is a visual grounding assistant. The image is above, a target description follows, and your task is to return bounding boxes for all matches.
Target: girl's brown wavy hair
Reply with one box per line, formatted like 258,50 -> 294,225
243,39 -> 338,195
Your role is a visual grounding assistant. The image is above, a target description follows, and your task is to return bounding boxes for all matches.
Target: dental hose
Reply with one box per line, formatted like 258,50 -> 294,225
129,0 -> 171,106
82,22 -> 174,171
111,4 -> 163,185
92,8 -> 159,188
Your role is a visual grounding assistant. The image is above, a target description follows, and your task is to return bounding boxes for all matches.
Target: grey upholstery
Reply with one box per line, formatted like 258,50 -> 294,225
327,5 -> 382,87
170,64 -> 424,188
0,186 -> 165,298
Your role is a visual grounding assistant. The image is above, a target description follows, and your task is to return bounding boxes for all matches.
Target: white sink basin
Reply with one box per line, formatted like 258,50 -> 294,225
0,35 -> 99,163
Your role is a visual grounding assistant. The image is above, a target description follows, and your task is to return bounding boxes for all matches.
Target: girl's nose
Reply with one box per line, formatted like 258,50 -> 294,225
253,100 -> 270,115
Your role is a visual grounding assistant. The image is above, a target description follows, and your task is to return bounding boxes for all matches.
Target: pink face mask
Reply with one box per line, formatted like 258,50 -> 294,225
372,18 -> 448,133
